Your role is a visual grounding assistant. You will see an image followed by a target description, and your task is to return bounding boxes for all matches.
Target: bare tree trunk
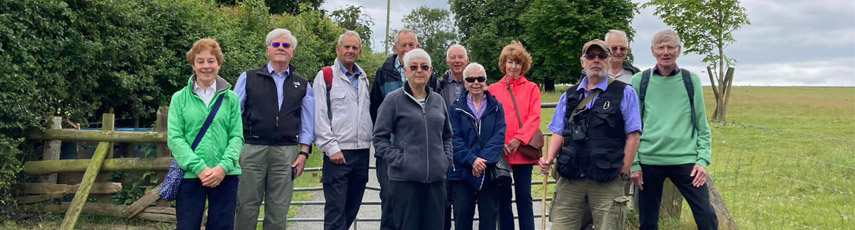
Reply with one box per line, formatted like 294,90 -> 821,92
707,66 -> 721,120
720,67 -> 736,121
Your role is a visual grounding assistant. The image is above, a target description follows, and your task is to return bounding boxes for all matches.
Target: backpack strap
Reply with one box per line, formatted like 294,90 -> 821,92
639,69 -> 651,128
191,93 -> 226,150
681,70 -> 697,137
322,66 -> 333,120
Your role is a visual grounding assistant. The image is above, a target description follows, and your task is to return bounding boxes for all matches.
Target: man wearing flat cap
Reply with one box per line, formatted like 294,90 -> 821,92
539,39 -> 642,229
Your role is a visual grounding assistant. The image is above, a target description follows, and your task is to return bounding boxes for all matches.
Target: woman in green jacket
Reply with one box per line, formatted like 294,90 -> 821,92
167,38 -> 244,230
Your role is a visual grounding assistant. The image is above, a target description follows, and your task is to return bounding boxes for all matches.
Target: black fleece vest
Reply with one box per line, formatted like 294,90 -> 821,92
242,64 -> 308,146
556,80 -> 627,182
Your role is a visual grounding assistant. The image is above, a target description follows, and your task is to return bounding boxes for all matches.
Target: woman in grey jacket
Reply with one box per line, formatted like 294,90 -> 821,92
373,48 -> 454,230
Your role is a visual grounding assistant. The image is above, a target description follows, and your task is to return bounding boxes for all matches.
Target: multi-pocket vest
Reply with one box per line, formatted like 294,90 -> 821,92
556,80 -> 627,182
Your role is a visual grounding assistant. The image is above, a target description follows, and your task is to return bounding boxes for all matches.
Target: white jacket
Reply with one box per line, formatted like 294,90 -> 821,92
313,58 -> 373,156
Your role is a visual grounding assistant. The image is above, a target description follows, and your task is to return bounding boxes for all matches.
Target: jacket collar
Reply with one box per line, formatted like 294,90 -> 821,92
453,90 -> 499,116
403,82 -> 433,101
333,58 -> 365,80
502,74 -> 530,86
188,75 -> 232,93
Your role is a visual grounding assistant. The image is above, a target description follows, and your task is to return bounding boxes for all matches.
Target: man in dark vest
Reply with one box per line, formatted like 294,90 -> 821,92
368,28 -> 437,230
539,39 -> 641,229
233,28 -> 315,230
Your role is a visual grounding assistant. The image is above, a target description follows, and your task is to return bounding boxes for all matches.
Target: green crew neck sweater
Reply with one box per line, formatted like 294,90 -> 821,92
629,69 -> 712,172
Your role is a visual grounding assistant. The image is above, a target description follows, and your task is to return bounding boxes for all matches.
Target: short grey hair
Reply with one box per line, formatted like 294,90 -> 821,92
651,29 -> 681,47
402,48 -> 431,67
446,43 -> 468,59
266,28 -> 298,49
393,28 -> 419,45
337,30 -> 362,46
462,63 -> 486,78
604,29 -> 629,45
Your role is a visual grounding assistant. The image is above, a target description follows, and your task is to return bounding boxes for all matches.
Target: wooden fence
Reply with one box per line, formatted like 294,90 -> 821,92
22,107 -> 174,230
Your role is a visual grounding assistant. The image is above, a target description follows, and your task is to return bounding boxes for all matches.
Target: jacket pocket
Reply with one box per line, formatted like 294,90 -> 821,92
591,101 -> 619,128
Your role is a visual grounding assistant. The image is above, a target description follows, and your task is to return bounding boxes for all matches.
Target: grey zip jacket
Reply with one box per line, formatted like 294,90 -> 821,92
373,83 -> 453,183
313,59 -> 373,156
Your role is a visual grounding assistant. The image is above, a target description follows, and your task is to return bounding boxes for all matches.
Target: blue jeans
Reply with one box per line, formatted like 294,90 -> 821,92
176,175 -> 238,230
498,164 -> 535,230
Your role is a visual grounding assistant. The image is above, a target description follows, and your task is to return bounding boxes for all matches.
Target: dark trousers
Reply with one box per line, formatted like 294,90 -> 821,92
376,157 -> 395,230
498,164 -> 534,230
390,180 -> 446,230
638,164 -> 718,230
452,180 -> 498,230
176,175 -> 238,230
445,182 -> 453,230
323,149 -> 370,230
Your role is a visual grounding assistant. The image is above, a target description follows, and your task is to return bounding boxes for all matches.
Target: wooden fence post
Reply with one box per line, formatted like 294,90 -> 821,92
40,116 -> 62,184
59,141 -> 112,230
709,176 -> 739,229
155,106 -> 170,207
97,113 -> 115,204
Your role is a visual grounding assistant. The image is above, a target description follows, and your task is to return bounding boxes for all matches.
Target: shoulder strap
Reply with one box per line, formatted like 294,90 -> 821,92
322,66 -> 333,120
681,70 -> 697,137
639,69 -> 651,121
191,93 -> 226,151
505,78 -> 524,127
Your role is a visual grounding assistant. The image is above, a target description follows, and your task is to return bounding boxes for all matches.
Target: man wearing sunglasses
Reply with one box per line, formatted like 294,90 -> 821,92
539,39 -> 641,229
368,28 -> 438,230
234,28 -> 315,230
605,29 -> 641,84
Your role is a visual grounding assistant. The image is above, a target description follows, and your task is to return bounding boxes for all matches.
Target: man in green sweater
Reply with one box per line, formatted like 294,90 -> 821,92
629,29 -> 718,230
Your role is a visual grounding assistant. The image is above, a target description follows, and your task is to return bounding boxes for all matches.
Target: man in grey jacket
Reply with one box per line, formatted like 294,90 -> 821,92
313,31 -> 373,230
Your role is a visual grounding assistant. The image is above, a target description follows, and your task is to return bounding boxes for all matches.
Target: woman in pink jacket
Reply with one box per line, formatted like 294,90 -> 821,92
486,40 -> 541,230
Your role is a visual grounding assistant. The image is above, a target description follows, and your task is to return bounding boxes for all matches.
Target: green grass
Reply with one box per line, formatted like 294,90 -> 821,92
531,86 -> 855,229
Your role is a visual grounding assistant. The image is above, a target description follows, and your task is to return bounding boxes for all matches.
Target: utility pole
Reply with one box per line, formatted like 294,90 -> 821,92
384,0 -> 391,54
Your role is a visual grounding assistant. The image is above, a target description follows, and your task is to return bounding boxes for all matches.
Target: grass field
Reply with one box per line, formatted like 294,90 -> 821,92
531,86 -> 855,229
5,86 -> 853,229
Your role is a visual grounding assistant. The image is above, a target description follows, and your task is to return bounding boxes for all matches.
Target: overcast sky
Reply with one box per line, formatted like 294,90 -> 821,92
320,0 -> 855,86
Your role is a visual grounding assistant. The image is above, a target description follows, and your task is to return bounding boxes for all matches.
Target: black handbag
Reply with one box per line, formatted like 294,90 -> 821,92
471,118 -> 513,185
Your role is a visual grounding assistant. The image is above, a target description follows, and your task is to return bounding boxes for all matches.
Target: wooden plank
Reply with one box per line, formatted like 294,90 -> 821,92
137,212 -> 176,223
43,202 -> 176,223
18,194 -> 65,204
27,129 -> 166,143
40,116 -> 62,183
19,182 -> 122,194
126,184 -> 161,218
24,157 -> 173,175
708,176 -> 739,229
97,114 -> 115,204
59,141 -> 111,230
155,106 -> 170,207
660,179 -> 683,218
142,206 -> 176,215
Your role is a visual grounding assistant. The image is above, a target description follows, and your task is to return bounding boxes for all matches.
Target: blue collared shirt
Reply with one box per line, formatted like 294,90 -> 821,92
234,62 -> 315,145
547,76 -> 642,135
394,58 -> 407,82
337,59 -> 362,94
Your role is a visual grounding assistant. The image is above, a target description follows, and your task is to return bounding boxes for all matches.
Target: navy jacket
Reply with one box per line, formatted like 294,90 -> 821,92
448,90 -> 506,190
369,54 -> 438,123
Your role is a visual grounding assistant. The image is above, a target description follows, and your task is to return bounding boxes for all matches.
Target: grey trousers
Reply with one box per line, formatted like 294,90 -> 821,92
234,144 -> 297,230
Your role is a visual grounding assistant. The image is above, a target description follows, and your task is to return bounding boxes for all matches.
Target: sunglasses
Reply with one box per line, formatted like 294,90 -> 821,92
610,46 -> 628,52
271,42 -> 291,48
408,65 -> 430,71
465,76 -> 486,83
584,53 -> 608,60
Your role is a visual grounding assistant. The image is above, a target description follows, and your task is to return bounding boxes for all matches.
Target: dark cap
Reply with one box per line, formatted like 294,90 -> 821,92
582,39 -> 611,56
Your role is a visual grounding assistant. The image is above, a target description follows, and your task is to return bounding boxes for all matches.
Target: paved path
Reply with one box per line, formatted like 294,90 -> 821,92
290,156 -> 551,230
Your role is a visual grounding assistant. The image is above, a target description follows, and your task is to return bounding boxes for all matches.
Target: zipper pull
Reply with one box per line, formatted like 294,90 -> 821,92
275,116 -> 279,127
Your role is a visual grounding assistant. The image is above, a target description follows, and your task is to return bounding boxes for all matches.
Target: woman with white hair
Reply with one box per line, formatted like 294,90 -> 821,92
373,48 -> 454,230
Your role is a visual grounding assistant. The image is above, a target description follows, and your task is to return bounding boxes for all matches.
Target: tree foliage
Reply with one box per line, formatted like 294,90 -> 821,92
401,6 -> 459,76
329,5 -> 374,49
643,0 -> 750,120
450,0 -> 531,83
0,0 -> 340,215
216,0 -> 323,15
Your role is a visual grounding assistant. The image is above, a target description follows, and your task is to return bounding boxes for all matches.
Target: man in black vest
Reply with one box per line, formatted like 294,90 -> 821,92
233,28 -> 315,230
539,39 -> 641,229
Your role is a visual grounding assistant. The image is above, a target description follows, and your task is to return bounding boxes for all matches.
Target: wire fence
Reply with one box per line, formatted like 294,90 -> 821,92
708,120 -> 853,229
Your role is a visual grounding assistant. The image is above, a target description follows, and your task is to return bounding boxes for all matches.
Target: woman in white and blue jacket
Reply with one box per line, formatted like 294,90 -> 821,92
448,63 -> 507,230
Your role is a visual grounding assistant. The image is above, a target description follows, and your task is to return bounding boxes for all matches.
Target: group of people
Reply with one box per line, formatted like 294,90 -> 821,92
167,26 -> 718,230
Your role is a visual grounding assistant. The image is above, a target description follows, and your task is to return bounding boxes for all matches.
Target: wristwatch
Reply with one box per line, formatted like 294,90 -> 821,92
299,151 -> 310,158
620,172 -> 630,181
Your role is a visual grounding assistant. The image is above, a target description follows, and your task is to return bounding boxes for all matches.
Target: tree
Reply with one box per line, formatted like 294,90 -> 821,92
329,5 -> 374,49
521,0 -> 636,91
401,6 -> 459,76
215,0 -> 323,15
643,0 -> 750,121
450,0 -> 531,83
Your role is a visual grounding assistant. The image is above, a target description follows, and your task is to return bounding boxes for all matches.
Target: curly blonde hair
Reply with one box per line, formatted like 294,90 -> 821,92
186,38 -> 224,66
498,40 -> 532,75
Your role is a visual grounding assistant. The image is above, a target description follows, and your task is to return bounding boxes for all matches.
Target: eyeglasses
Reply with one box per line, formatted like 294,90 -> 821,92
584,53 -> 608,60
271,42 -> 291,48
464,76 -> 486,83
610,46 -> 628,52
408,65 -> 430,71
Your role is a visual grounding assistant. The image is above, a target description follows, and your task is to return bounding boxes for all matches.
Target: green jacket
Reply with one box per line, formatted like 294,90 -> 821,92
629,69 -> 712,172
167,76 -> 244,178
